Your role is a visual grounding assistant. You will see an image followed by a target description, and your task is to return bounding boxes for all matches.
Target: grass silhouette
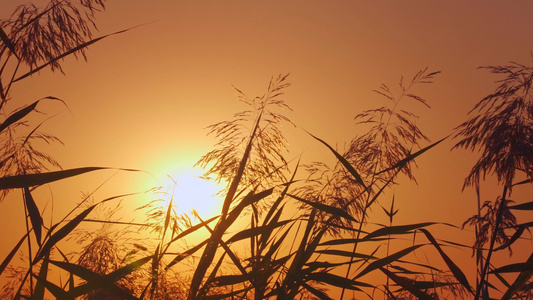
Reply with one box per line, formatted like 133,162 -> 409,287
1,1 -> 533,299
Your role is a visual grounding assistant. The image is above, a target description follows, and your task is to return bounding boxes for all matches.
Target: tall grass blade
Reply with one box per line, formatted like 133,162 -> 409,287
355,245 -> 423,279
363,222 -> 436,241
166,239 -> 208,270
301,282 -> 333,300
13,27 -> 135,82
490,263 -> 533,274
0,26 -> 18,58
226,220 -> 292,244
0,233 -> 28,275
33,253 -> 49,300
48,260 -> 140,300
30,273 -> 68,299
306,272 -> 370,291
494,225 -> 525,251
501,252 -> 533,300
377,136 -> 447,175
419,228 -> 473,293
379,267 -> 434,300
509,201 -> 533,210
288,193 -> 357,222
0,98 -> 62,133
24,186 -> 43,246
0,167 -> 138,189
33,203 -> 97,264
307,131 -> 367,189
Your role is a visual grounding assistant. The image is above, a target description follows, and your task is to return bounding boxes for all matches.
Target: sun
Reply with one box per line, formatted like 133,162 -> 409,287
160,167 -> 223,219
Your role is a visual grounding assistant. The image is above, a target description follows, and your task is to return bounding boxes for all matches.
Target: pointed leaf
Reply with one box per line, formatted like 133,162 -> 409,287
377,136 -> 447,175
49,260 -> 138,300
356,244 -> 423,279
0,233 -> 28,275
13,27 -> 135,82
380,267 -> 434,300
33,204 -> 96,263
419,228 -> 472,293
307,131 -> 367,189
509,201 -> 533,210
364,223 -> 436,241
491,263 -> 533,274
226,219 -> 292,244
24,186 -> 43,246
0,167 -> 136,189
288,193 -> 357,222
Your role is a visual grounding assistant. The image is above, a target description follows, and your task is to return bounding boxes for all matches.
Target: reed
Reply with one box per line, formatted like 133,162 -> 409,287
1,1 -> 532,299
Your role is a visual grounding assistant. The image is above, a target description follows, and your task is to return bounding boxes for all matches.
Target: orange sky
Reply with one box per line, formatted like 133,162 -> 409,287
2,0 -> 533,297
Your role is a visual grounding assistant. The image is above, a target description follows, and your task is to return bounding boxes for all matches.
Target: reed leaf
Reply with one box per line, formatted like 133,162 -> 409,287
32,252 -> 49,300
377,136 -> 447,175
23,185 -> 43,246
501,252 -> 533,300
306,272 -> 368,291
490,263 -> 533,274
226,219 -> 292,244
30,273 -> 68,299
33,202 -> 98,264
355,244 -> 423,279
509,201 -> 533,210
301,281 -> 333,300
379,267 -> 435,300
0,167 -> 138,189
363,222 -> 436,241
307,131 -> 367,190
288,193 -> 357,222
48,260 -> 139,300
166,238 -> 208,270
13,27 -> 135,82
0,97 -> 61,133
0,233 -> 28,275
419,228 -> 473,293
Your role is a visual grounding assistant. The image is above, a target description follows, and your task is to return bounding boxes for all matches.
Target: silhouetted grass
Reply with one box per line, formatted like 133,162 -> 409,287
1,1 -> 533,299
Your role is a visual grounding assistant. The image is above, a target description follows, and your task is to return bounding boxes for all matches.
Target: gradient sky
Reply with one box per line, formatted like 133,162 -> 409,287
2,0 -> 533,294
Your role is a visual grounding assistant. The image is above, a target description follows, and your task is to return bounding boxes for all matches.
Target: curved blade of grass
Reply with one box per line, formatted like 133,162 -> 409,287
419,228 -> 472,293
13,27 -> 135,82
355,244 -> 423,279
364,223 -> 436,241
0,167 -> 138,189
306,272 -> 371,290
315,249 -> 376,260
166,238 -> 208,270
490,263 -> 533,274
288,193 -> 357,222
307,131 -> 367,190
49,260 -> 139,300
0,97 -> 62,133
512,178 -> 533,186
163,215 -> 218,254
495,226 -> 525,251
377,136 -> 447,175
33,203 -> 97,264
501,252 -> 533,300
226,219 -> 292,244
301,281 -> 333,300
509,201 -> 533,210
30,272 -> 68,299
24,186 -> 43,246
379,267 -> 434,300
0,233 -> 28,275
33,252 -> 50,300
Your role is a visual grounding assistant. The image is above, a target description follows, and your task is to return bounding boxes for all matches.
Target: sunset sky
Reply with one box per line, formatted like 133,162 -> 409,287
2,0 -> 533,294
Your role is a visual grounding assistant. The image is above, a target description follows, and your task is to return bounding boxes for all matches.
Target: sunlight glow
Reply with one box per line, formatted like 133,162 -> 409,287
161,168 -> 223,219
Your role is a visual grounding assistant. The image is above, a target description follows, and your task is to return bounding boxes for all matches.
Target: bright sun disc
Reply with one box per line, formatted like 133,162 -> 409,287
161,169 -> 222,219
